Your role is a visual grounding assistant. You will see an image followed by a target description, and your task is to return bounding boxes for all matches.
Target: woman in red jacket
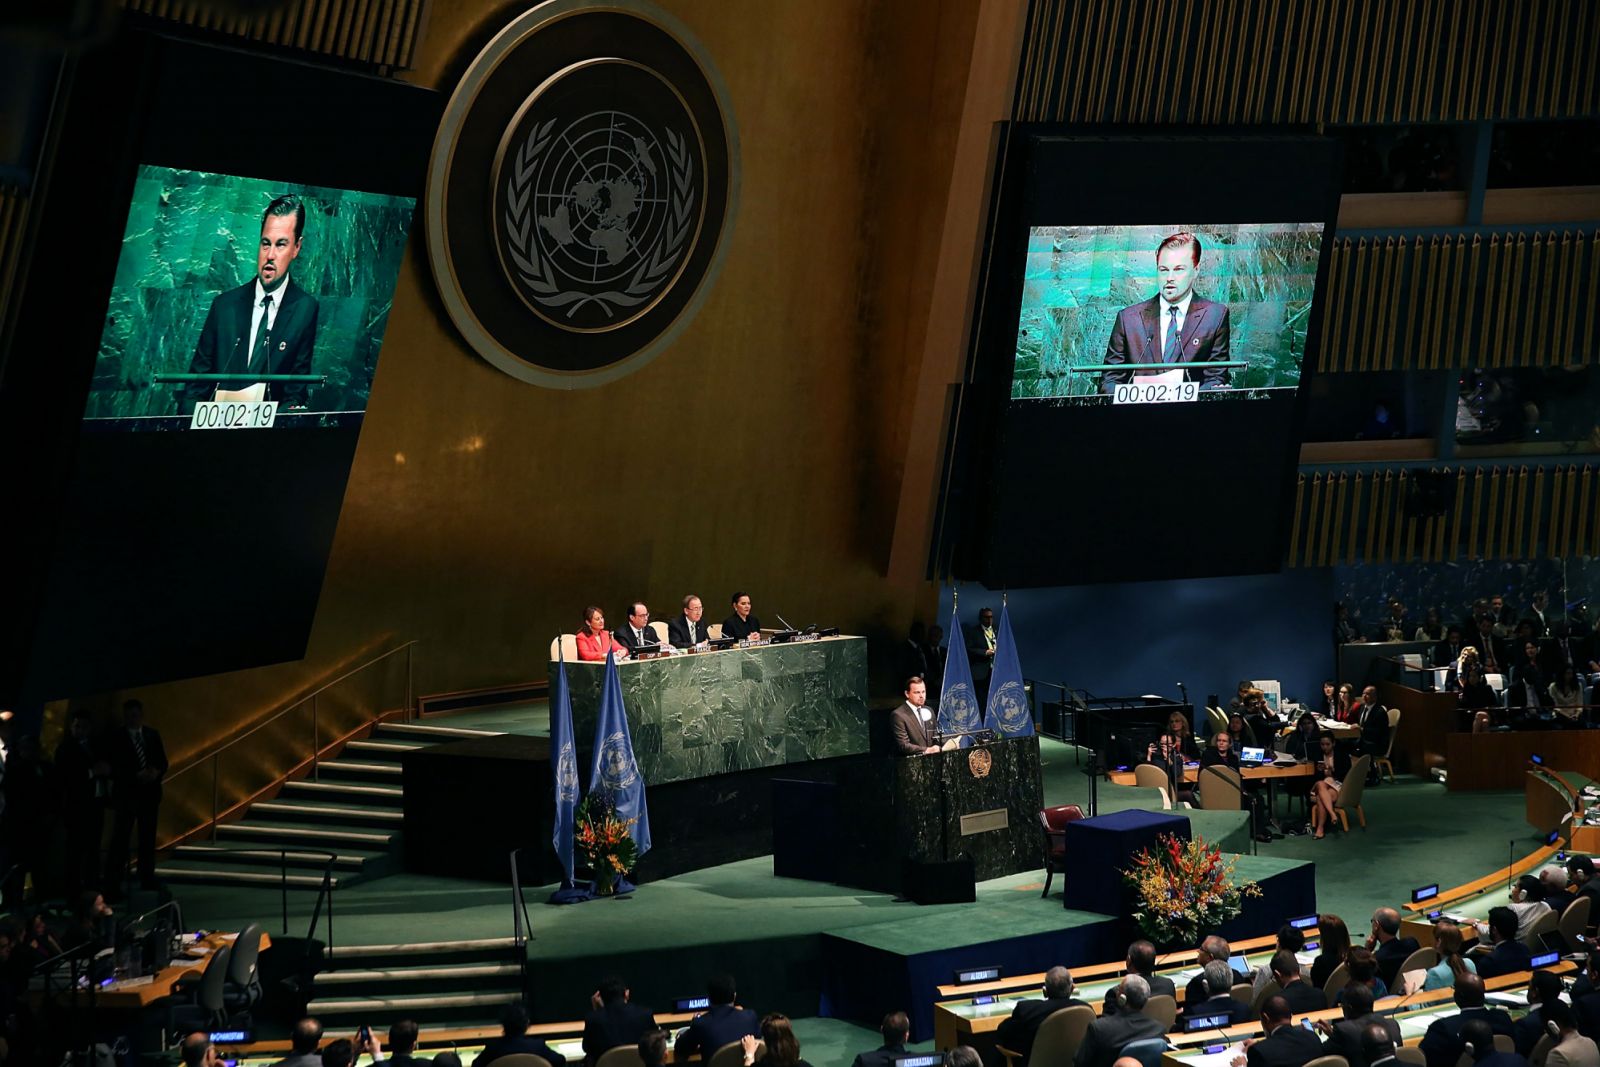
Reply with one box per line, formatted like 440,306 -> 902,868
575,606 -> 629,661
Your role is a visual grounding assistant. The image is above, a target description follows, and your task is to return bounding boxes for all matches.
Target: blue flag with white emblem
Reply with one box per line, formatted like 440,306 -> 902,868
938,603 -> 982,746
549,645 -> 580,886
985,603 -> 1034,737
590,650 -> 651,858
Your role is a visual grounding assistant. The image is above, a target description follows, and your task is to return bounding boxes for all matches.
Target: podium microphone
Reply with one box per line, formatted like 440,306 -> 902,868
1177,681 -> 1188,705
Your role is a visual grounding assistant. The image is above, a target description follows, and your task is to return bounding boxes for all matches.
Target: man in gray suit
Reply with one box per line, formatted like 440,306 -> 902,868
891,677 -> 939,756
1076,976 -> 1166,1067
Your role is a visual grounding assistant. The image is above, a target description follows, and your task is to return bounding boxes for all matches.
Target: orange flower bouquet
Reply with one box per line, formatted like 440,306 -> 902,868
575,792 -> 639,895
1122,833 -> 1261,945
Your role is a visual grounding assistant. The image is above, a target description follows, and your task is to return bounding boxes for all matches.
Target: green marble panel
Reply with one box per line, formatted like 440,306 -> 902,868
560,636 -> 868,785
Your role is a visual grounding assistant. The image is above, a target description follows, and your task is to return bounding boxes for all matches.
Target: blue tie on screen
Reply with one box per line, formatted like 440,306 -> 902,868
1163,305 -> 1180,363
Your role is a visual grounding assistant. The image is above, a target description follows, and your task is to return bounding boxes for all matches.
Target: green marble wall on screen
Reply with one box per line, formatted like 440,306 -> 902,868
561,637 -> 869,785
86,166 -> 416,418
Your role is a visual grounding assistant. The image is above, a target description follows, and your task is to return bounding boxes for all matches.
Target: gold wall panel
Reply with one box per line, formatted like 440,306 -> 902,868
86,0 -> 1014,841
1015,0 -> 1600,124
1288,464 -> 1600,567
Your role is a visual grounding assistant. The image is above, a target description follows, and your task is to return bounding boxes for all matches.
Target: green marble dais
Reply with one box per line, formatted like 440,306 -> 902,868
558,637 -> 869,785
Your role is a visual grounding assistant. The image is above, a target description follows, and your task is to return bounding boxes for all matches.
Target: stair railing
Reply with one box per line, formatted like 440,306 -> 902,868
157,639 -> 418,846
305,855 -> 338,964
509,847 -> 534,997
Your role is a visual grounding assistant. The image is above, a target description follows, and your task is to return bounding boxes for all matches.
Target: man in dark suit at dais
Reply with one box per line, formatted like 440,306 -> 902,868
1100,230 -> 1232,394
184,193 -> 320,411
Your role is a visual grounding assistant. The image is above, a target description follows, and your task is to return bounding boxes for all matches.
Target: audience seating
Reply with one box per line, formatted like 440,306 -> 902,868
708,1040 -> 764,1067
496,1056 -> 553,1067
168,943 -> 237,1034
1198,765 -> 1243,811
1321,962 -> 1350,1008
1396,947 -> 1438,977
1531,1034 -> 1553,1067
223,920 -> 264,1013
1142,994 -> 1177,1030
1120,1037 -> 1167,1067
1037,804 -> 1086,898
595,1048 -> 645,1067
1304,1056 -> 1350,1067
649,621 -> 670,643
1376,710 -> 1401,782
1395,1049 -> 1426,1066
1334,757 -> 1372,831
1133,764 -> 1177,809
1524,909 -> 1560,949
998,1003 -> 1094,1067
1560,895 -> 1591,943
1250,980 -> 1281,1015
1206,707 -> 1230,735
1230,981 -> 1254,1010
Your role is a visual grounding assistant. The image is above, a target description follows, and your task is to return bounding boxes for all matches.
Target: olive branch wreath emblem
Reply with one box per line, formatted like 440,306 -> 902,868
503,117 -> 697,321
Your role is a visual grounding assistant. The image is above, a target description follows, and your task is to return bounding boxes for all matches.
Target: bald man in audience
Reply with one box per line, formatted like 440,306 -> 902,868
996,965 -> 1089,1065
1317,985 -> 1401,1067
182,1034 -> 220,1067
1181,961 -> 1253,1029
1419,974 -> 1515,1067
1362,1024 -> 1400,1067
1229,995 -> 1322,1067
1075,976 -> 1166,1067
1367,907 -> 1420,989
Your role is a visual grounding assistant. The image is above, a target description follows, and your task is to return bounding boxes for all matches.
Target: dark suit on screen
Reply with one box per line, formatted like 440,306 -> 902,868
891,702 -> 936,755
675,1004 -> 759,1064
1247,1024 -> 1324,1067
1474,940 -> 1532,980
583,1001 -> 658,1066
721,614 -> 762,641
1277,978 -> 1329,1016
183,278 -> 319,409
995,994 -> 1089,1065
1101,295 -> 1232,392
1372,935 -> 1419,988
850,1044 -> 906,1067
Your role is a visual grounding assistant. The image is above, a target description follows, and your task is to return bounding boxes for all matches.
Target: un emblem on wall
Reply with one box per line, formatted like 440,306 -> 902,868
427,1 -> 737,387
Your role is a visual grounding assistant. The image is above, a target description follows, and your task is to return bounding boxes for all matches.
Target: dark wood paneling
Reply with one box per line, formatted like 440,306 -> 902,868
1445,729 -> 1600,790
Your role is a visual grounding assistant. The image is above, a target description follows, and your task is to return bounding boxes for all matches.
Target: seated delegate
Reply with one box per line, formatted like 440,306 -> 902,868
576,606 -> 629,662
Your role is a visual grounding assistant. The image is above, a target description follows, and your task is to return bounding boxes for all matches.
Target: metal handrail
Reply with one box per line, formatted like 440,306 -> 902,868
306,856 -> 338,962
509,848 -> 534,999
153,640 -> 416,841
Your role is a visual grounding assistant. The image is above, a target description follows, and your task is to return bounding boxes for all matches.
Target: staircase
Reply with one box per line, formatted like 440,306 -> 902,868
306,936 -> 526,1032
158,721 -> 505,890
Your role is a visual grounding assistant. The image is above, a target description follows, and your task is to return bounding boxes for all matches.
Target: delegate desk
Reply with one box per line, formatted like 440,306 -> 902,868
558,636 -> 869,784
1399,843 -> 1573,946
931,930 -> 1313,1050
31,929 -> 272,1012
1161,984 -> 1538,1067
1108,762 -> 1315,816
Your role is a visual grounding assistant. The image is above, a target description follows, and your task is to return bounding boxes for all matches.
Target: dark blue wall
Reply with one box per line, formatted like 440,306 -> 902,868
939,568 -> 1336,713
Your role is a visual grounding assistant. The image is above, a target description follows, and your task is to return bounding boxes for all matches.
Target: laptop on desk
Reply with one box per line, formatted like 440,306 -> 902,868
1240,746 -> 1266,767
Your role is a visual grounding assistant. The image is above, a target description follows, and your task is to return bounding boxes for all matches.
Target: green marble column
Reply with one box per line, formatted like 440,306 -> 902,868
558,636 -> 869,784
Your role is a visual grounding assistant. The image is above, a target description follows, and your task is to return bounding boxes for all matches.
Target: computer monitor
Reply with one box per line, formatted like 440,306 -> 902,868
1241,746 -> 1266,763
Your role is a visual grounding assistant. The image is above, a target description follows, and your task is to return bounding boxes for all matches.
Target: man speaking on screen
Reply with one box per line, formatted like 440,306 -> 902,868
183,194 -> 321,411
1100,231 -> 1231,394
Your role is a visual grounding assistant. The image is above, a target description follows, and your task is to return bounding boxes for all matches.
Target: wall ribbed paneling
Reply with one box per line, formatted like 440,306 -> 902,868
1319,229 -> 1600,373
1288,465 -> 1600,566
0,188 -> 32,357
1015,0 -> 1600,124
120,0 -> 427,69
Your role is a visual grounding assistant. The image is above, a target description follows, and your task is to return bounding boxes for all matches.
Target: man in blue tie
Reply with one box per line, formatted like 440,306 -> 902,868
1100,231 -> 1232,394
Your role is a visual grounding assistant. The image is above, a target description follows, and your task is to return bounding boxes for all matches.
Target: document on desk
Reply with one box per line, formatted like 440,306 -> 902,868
1176,1046 -> 1239,1067
109,975 -> 157,989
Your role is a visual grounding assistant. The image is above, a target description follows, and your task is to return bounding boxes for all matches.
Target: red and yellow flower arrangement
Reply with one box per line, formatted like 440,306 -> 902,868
576,792 -> 639,895
1121,833 -> 1261,945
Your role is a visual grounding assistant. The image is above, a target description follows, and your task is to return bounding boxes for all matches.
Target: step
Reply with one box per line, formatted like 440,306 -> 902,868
318,760 -> 403,779
281,780 -> 405,802
314,962 -> 522,986
307,991 -> 523,1016
375,722 -> 505,741
172,845 -> 376,871
215,822 -> 396,848
326,937 -> 519,960
155,864 -> 343,889
252,801 -> 404,825
343,739 -> 425,757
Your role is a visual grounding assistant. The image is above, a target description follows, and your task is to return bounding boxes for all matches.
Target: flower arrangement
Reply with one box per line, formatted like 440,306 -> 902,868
576,792 -> 638,895
1122,833 -> 1261,945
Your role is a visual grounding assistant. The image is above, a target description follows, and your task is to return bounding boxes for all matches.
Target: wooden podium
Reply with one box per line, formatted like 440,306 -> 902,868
820,736 -> 1044,894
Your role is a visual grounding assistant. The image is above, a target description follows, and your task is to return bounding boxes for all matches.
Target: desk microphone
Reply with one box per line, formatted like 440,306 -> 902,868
776,613 -> 797,631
